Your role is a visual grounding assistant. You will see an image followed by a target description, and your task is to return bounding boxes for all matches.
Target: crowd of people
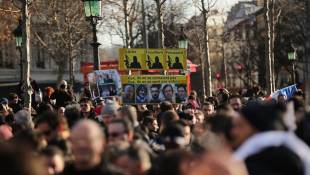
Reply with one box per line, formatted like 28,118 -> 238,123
1,80 -> 310,175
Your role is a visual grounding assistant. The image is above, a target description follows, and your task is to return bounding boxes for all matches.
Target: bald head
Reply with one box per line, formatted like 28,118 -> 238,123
70,120 -> 105,170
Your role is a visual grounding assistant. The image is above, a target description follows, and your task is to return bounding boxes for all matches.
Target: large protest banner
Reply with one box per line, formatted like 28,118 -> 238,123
165,49 -> 187,70
121,75 -> 188,104
119,48 -> 187,71
87,70 -> 122,99
119,48 -> 146,70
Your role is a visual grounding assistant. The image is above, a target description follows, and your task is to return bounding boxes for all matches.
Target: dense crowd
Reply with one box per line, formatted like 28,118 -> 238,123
1,80 -> 310,175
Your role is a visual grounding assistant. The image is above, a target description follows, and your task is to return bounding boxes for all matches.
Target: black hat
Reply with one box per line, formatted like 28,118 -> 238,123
240,101 -> 286,131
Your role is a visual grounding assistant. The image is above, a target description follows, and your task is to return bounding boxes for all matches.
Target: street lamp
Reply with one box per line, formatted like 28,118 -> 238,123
288,44 -> 297,84
82,0 -> 102,70
178,26 -> 188,49
13,18 -> 23,82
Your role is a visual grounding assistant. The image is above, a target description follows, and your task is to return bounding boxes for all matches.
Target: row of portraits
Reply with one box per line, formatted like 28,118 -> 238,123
122,84 -> 188,104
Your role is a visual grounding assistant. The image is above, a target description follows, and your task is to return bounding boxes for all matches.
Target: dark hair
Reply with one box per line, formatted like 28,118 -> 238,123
176,84 -> 186,90
205,115 -> 233,142
203,102 -> 214,107
136,85 -> 148,94
161,110 -> 179,127
150,84 -> 161,90
158,150 -> 193,175
36,112 -> 61,130
160,101 -> 173,112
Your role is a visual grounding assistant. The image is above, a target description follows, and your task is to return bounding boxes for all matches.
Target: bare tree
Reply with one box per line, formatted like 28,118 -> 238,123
31,0 -> 90,84
193,0 -> 217,98
103,0 -> 142,48
154,0 -> 167,48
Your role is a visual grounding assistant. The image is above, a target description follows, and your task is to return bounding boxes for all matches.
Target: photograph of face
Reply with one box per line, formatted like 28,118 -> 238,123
136,84 -> 148,104
175,84 -> 187,103
148,84 -> 161,103
162,84 -> 175,103
122,84 -> 135,104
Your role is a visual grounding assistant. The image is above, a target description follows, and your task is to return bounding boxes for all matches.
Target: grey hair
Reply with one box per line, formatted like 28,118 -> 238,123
14,110 -> 34,129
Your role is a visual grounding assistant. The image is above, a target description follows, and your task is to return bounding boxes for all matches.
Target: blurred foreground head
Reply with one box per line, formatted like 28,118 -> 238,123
70,119 -> 105,170
0,143 -> 47,175
231,101 -> 286,148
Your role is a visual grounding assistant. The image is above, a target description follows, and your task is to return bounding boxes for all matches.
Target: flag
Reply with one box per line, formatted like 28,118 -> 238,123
271,84 -> 298,100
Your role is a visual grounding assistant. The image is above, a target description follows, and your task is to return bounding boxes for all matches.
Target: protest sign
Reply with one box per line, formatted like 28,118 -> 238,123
87,69 -> 121,99
121,75 -> 188,104
165,49 -> 187,70
119,48 -> 146,70
146,49 -> 165,69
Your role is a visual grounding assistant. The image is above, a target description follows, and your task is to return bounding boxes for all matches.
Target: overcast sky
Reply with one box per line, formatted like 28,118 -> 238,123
99,0 -> 241,48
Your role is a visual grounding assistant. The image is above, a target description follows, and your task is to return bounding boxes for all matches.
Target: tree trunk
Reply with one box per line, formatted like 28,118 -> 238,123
201,0 -> 212,97
156,0 -> 165,48
305,0 -> 310,110
57,62 -> 66,84
141,0 -> 148,48
22,0 -> 32,111
265,0 -> 273,95
123,0 -> 130,48
270,0 -> 276,91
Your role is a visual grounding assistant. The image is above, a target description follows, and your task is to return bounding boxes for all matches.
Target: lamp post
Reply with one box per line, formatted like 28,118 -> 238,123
178,26 -> 188,49
288,44 -> 297,84
13,19 -> 23,83
82,0 -> 102,70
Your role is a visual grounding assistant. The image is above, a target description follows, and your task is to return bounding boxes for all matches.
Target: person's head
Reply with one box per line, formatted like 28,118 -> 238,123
231,102 -> 286,149
114,145 -> 151,175
175,57 -> 180,63
205,114 -> 233,148
57,107 -> 65,118
44,87 -> 55,98
160,110 -> 179,133
150,84 -> 161,100
160,101 -> 174,113
59,80 -> 67,91
155,56 -> 160,62
0,143 -> 47,175
229,94 -> 242,111
101,100 -> 119,125
117,105 -> 138,127
136,85 -> 147,98
124,85 -> 135,99
176,120 -> 192,146
177,85 -> 187,99
133,56 -> 138,62
194,110 -> 205,124
202,102 -> 215,117
8,93 -> 19,104
108,118 -> 134,144
80,98 -> 93,113
160,122 -> 186,150
70,120 -> 105,170
41,146 -> 65,175
14,110 -> 34,132
142,116 -> 159,133
216,88 -> 230,105
0,124 -> 13,141
65,103 -> 82,128
35,112 -> 67,142
163,84 -> 174,101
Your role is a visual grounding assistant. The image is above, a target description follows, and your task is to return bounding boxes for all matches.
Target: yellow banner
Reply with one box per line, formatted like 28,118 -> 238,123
121,75 -> 187,84
119,48 -> 146,70
165,49 -> 187,70
119,48 -> 187,70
